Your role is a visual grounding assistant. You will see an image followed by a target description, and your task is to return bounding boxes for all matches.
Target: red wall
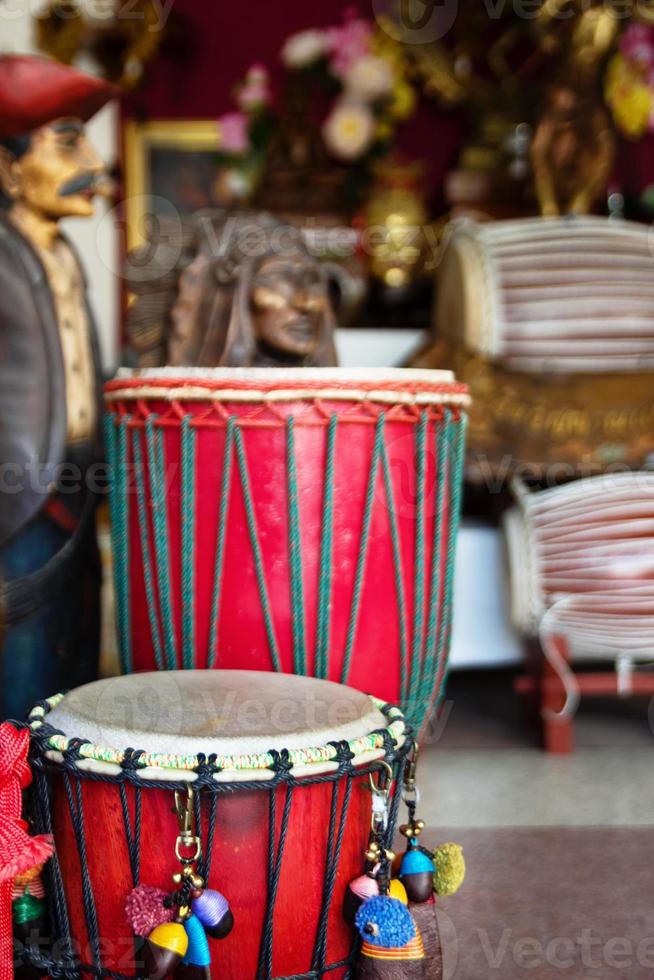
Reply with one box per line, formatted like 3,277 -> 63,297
123,0 -> 463,206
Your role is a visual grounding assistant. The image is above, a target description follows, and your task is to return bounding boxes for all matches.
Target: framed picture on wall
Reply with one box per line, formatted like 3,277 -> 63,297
123,119 -> 220,249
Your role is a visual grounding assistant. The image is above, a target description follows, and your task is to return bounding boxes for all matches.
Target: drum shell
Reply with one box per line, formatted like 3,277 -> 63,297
51,771 -> 372,979
105,381 -> 467,722
436,215 -> 654,373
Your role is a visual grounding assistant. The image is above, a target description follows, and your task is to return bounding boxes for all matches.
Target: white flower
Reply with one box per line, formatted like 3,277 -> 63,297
281,29 -> 328,69
322,100 -> 375,161
343,55 -> 394,102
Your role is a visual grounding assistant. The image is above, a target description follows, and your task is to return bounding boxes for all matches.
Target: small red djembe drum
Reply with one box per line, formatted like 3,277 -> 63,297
25,670 -> 411,979
104,368 -> 469,731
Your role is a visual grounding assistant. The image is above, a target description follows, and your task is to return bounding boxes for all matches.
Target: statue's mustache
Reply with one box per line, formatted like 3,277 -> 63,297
59,173 -> 101,197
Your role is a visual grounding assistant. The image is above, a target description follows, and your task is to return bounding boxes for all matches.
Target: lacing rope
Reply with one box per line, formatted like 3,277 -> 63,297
234,424 -> 282,672
23,704 -> 411,980
287,417 -> 308,676
103,415 -> 132,673
314,414 -> 337,680
418,410 -> 453,721
208,418 -> 236,668
408,412 -> 428,712
258,770 -> 295,979
132,423 -> 165,670
0,723 -> 53,980
341,415 -> 385,685
434,412 -> 468,711
380,429 -> 409,706
104,407 -> 467,729
311,742 -> 354,975
181,416 -> 196,669
145,417 -> 178,669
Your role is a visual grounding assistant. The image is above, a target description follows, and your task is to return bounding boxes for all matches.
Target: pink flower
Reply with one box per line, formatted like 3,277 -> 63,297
237,64 -> 272,111
327,17 -> 373,78
620,22 -> 654,73
217,112 -> 249,154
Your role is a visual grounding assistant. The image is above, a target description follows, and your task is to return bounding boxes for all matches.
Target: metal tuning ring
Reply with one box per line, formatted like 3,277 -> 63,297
174,786 -> 202,866
369,762 -> 393,834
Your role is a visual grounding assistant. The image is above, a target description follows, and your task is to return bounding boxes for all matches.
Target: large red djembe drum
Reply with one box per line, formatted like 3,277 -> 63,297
103,368 -> 469,731
25,670 -> 410,980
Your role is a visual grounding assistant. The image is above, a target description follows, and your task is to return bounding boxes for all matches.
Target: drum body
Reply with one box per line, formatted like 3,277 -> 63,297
104,368 -> 468,730
28,670 -> 410,980
437,216 -> 654,373
504,472 -> 654,635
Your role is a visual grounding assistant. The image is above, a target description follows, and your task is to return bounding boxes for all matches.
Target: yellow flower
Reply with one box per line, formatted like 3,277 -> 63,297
376,117 -> 394,142
605,53 -> 653,140
388,80 -> 416,120
372,23 -> 404,67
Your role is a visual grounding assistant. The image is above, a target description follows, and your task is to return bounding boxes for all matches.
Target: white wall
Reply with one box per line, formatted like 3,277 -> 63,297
2,3 -> 120,370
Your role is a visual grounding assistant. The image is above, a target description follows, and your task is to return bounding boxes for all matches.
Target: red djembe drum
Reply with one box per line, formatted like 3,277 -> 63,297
25,670 -> 411,980
104,368 -> 469,731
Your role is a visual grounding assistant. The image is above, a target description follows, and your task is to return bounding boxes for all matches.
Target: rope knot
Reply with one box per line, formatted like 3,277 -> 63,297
268,749 -> 293,777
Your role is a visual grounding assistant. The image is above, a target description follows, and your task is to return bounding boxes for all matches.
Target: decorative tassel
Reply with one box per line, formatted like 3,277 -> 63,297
142,922 -> 189,980
1,723 -> 54,980
125,885 -> 174,937
399,844 -> 435,905
355,932 -> 425,979
410,902 -> 442,980
345,875 -> 408,924
174,915 -> 211,980
192,889 -> 233,939
432,844 -> 465,897
344,873 -> 379,924
12,890 -> 48,980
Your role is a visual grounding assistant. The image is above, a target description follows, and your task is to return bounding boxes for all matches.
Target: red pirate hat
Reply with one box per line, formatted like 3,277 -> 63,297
0,55 -> 118,139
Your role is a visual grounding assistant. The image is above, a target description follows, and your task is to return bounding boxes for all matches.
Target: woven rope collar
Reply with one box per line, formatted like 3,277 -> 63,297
28,695 -> 406,774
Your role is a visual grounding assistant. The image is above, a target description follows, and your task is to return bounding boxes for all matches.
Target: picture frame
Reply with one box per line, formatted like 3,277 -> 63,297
122,119 -> 220,250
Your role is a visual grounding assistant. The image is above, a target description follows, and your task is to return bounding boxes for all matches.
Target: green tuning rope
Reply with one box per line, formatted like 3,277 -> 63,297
417,410 -> 454,721
181,416 -> 196,670
132,423 -> 165,671
380,434 -> 410,706
407,411 -> 428,712
234,424 -> 282,672
103,413 -> 132,674
314,414 -> 338,680
341,415 -> 385,685
435,411 -> 468,708
286,417 -> 308,676
207,417 -> 236,669
145,417 -> 178,670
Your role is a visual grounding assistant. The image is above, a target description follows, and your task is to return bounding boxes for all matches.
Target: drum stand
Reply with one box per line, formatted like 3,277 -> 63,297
515,634 -> 654,754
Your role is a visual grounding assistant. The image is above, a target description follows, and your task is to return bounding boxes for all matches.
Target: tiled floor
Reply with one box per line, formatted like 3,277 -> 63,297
417,669 -> 654,828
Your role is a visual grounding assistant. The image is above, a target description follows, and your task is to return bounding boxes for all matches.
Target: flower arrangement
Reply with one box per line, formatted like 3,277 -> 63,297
212,10 -> 418,206
281,10 -> 416,164
214,63 -> 275,204
605,22 -> 654,140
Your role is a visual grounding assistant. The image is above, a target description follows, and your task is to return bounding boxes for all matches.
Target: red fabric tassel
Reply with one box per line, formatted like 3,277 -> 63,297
0,723 -> 53,980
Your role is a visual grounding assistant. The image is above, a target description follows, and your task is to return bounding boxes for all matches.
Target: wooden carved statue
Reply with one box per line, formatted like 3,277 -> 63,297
0,55 -> 116,719
126,209 -> 338,367
531,79 -> 615,216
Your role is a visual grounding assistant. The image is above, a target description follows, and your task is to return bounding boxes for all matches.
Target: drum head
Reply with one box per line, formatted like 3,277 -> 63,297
39,670 -> 405,780
106,366 -> 470,408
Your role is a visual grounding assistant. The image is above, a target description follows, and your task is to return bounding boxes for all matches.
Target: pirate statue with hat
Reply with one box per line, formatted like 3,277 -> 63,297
0,55 -> 116,720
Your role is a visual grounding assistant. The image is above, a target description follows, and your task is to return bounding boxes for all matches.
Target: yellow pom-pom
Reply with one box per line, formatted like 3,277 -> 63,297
388,879 -> 408,904
432,843 -> 465,896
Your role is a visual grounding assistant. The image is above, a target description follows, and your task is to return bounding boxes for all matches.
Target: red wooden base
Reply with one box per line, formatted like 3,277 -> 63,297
514,636 -> 654,754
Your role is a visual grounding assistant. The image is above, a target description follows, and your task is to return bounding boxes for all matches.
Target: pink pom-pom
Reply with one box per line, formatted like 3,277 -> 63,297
124,885 -> 174,937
